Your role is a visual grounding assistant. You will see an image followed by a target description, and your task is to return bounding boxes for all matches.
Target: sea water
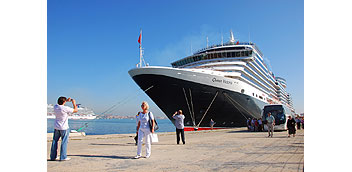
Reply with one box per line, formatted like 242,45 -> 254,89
47,118 -> 175,135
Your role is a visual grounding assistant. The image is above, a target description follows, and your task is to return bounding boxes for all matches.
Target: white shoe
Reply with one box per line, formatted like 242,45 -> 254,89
134,155 -> 142,159
60,157 -> 71,161
145,155 -> 150,158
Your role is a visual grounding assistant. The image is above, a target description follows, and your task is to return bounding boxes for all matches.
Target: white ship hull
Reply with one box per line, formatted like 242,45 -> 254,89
129,66 -> 269,104
129,66 -> 269,127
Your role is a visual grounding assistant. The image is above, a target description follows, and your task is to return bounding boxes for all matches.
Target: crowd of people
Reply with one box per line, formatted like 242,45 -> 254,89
247,113 -> 304,138
295,116 -> 304,129
246,117 -> 264,132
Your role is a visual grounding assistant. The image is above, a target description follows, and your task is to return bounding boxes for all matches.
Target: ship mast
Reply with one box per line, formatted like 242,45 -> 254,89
138,29 -> 145,68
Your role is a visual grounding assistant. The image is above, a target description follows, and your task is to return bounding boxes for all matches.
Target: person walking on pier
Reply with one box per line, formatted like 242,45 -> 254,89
251,118 -> 255,132
296,116 -> 301,130
50,96 -> 78,161
258,118 -> 263,132
266,112 -> 275,137
135,101 -> 155,159
210,119 -> 215,130
247,118 -> 251,131
287,116 -> 296,137
173,110 -> 186,144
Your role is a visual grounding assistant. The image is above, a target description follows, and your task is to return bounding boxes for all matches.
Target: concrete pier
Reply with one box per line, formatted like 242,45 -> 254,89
47,128 -> 304,172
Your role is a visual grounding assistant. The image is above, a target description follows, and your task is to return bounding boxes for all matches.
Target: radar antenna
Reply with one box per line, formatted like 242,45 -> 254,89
229,30 -> 235,43
206,36 -> 209,48
221,30 -> 224,46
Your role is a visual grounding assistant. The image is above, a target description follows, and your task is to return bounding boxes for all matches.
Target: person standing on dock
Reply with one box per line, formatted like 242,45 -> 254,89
135,101 -> 155,159
258,118 -> 263,132
50,96 -> 78,161
286,116 -> 296,137
172,110 -> 186,144
266,112 -> 275,137
247,118 -> 251,131
251,118 -> 255,132
296,116 -> 301,130
210,119 -> 215,130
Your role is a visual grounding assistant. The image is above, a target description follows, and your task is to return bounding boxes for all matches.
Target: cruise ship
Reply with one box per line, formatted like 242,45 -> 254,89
129,31 -> 294,128
47,104 -> 97,120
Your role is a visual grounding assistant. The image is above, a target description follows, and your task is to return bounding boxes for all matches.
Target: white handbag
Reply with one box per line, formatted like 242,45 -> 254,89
151,133 -> 159,143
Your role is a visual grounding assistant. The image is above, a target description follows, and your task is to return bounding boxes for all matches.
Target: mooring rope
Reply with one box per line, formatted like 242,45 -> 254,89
196,91 -> 219,127
102,85 -> 154,115
223,92 -> 249,120
71,85 -> 155,132
183,88 -> 196,126
189,88 -> 196,126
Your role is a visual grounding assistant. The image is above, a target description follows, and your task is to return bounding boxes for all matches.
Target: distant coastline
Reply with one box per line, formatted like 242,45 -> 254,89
94,114 -> 168,120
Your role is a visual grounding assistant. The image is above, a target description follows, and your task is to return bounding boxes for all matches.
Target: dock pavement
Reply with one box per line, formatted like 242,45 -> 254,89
47,128 -> 304,172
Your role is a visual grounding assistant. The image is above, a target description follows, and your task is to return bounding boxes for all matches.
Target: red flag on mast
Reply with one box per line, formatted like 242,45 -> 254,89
138,30 -> 142,44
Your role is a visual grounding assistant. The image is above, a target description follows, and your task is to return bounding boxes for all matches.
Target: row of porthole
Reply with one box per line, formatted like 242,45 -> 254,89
242,88 -> 265,101
252,93 -> 264,100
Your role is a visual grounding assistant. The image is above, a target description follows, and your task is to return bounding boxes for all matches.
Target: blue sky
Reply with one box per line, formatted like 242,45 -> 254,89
47,0 -> 304,116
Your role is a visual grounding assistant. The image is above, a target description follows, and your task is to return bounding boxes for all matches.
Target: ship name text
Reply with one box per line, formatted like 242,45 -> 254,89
212,78 -> 235,85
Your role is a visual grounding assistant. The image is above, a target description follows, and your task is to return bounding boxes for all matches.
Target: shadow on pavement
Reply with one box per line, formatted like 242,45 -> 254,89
226,130 -> 250,133
69,154 -> 133,159
90,143 -> 135,146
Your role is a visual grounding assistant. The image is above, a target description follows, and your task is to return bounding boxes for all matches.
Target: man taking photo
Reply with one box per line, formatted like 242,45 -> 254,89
49,96 -> 78,161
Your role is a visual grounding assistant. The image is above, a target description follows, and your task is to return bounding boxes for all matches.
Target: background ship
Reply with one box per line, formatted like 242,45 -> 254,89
47,104 -> 97,120
129,31 -> 294,128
